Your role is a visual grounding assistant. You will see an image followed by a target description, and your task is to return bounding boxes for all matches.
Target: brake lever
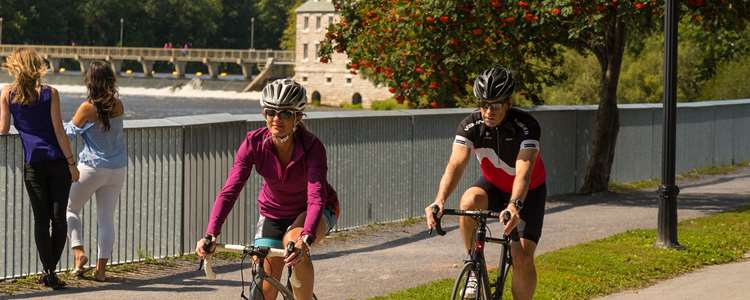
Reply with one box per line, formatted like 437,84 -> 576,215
430,205 -> 447,236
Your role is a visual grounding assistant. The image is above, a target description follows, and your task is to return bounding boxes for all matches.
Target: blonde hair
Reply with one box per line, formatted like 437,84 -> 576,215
2,48 -> 47,105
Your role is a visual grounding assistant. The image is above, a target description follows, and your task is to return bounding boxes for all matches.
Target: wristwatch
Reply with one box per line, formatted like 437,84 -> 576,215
510,199 -> 525,211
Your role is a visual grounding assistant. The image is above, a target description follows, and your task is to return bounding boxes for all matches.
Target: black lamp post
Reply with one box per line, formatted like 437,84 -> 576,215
657,0 -> 681,249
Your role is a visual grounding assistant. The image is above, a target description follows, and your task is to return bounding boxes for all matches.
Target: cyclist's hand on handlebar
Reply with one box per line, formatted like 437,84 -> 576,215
285,239 -> 309,267
425,202 -> 443,230
196,235 -> 216,258
501,206 -> 521,236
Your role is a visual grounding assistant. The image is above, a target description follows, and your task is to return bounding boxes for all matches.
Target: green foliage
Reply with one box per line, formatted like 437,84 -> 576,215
370,99 -> 409,110
321,1 -> 749,109
255,0 -> 298,49
541,49 -> 600,105
0,0 -> 299,49
320,0 -> 565,108
339,103 -> 363,110
542,23 -> 750,105
280,0 -> 303,50
701,55 -> 750,100
213,0 -> 255,49
372,206 -> 750,300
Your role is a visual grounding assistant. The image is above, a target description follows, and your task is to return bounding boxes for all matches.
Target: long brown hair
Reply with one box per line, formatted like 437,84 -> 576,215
2,48 -> 47,105
84,61 -> 119,131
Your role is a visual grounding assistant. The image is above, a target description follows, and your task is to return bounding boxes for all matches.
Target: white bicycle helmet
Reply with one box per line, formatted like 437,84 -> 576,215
261,78 -> 307,111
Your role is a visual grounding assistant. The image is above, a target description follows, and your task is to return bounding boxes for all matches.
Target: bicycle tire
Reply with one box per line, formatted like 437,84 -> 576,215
451,262 -> 491,300
249,275 -> 295,300
492,243 -> 512,300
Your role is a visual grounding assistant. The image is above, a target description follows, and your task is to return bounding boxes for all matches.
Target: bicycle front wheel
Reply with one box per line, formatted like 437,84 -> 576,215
451,262 -> 491,300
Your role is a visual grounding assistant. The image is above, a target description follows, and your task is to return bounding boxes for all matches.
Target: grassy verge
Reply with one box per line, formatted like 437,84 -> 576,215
371,206 -> 750,300
609,162 -> 748,192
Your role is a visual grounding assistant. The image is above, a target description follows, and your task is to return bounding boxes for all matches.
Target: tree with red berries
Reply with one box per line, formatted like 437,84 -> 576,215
321,0 -> 750,193
319,0 -> 563,107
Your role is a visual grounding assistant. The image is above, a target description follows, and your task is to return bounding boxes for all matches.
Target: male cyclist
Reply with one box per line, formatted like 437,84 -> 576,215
425,66 -> 546,300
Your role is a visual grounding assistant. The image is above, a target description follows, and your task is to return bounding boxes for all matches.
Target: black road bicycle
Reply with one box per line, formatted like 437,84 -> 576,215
431,206 -> 513,300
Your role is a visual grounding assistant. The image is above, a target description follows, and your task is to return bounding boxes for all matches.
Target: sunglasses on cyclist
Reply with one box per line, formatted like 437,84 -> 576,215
477,101 -> 506,110
263,108 -> 297,120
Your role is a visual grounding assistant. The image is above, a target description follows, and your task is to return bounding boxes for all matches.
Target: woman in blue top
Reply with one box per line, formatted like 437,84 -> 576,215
65,61 -> 127,282
0,48 -> 80,289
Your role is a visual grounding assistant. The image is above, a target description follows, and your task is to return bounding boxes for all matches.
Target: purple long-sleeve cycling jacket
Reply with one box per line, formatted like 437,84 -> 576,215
205,126 -> 338,243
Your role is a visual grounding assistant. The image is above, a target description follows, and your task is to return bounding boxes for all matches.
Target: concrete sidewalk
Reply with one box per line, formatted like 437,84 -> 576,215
6,167 -> 749,300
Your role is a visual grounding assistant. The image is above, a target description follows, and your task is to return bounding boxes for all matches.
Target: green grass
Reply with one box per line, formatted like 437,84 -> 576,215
609,178 -> 661,193
371,206 -> 750,300
609,162 -> 748,192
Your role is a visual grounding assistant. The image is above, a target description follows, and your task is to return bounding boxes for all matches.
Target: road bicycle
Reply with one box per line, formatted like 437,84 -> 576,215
431,206 -> 513,300
199,240 -> 318,300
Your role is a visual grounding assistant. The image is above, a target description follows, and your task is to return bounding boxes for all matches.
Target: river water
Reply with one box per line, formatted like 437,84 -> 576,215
1,83 -> 337,120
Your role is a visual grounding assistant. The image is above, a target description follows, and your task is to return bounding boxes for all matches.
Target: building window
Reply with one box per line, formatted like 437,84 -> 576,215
316,16 -> 321,30
302,76 -> 308,82
328,16 -> 334,26
346,77 -> 352,84
303,43 -> 308,60
304,16 -> 309,29
326,76 -> 332,84
314,43 -> 319,59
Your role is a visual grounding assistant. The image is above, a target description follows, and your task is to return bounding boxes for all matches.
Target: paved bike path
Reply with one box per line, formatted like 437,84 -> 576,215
9,167 -> 750,300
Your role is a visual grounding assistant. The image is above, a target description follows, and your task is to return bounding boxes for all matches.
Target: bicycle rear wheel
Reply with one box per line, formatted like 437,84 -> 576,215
451,262 -> 491,300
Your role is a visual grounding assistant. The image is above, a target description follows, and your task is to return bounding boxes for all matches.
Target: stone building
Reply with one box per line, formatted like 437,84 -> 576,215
295,0 -> 390,108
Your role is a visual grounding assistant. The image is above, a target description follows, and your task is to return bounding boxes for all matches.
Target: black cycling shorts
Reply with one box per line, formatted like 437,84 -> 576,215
471,176 -> 546,244
254,208 -> 338,249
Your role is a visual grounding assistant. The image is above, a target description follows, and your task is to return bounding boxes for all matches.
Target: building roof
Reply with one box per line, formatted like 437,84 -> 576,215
297,0 -> 335,13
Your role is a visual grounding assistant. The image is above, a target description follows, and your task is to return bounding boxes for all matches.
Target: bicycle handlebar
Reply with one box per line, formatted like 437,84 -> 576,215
430,205 -> 511,236
200,243 -> 289,279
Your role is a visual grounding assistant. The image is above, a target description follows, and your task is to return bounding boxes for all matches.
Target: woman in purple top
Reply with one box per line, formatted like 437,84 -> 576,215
0,48 -> 80,289
196,79 -> 339,300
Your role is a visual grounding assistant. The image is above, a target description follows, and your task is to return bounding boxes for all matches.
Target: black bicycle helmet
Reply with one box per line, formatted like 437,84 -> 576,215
473,66 -> 516,102
261,78 -> 307,111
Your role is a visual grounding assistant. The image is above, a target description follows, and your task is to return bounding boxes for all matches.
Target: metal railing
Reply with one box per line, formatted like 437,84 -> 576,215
0,44 -> 294,63
1,100 -> 750,279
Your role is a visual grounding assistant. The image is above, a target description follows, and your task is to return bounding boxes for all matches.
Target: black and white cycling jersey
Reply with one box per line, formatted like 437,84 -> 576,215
454,108 -> 546,193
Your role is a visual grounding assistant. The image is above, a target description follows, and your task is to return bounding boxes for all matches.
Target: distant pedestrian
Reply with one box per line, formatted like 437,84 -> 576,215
181,43 -> 190,55
65,61 -> 127,282
0,48 -> 79,290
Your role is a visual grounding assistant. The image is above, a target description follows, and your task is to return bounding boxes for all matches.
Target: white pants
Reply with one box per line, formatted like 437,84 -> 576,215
67,164 -> 126,260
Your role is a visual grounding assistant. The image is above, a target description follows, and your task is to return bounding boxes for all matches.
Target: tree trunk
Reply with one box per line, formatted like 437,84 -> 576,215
580,19 -> 627,194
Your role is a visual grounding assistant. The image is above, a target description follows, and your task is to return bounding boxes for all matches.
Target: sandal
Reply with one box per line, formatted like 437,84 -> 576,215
70,255 -> 89,277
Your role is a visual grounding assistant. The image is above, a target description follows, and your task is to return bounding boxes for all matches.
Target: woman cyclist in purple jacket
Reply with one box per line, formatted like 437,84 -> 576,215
196,78 -> 339,300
